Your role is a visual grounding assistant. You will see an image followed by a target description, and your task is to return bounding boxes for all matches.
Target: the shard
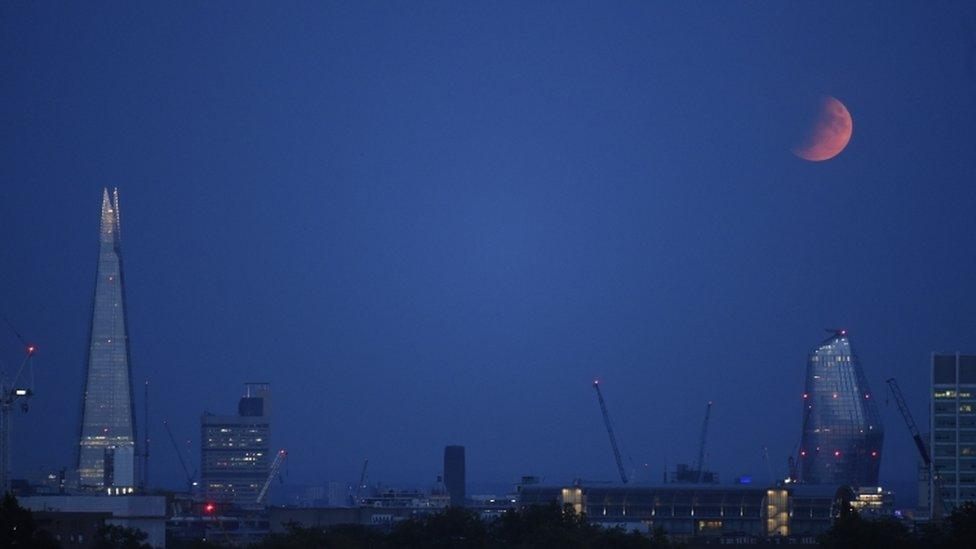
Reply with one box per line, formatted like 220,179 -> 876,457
77,188 -> 137,489
799,329 -> 884,486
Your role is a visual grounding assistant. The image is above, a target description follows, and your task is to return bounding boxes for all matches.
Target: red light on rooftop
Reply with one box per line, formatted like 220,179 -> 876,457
204,503 -> 215,514
839,329 -> 847,336
833,450 -> 842,458
26,345 -> 36,356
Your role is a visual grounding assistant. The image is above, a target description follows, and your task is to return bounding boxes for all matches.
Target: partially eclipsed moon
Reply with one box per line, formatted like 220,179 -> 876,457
793,96 -> 853,162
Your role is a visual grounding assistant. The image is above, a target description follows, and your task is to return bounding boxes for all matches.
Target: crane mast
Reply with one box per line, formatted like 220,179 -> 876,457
256,449 -> 287,505
0,316 -> 36,493
354,457 -> 369,504
694,401 -> 712,482
163,420 -> 196,493
886,378 -> 945,521
592,380 -> 628,484
0,343 -> 36,492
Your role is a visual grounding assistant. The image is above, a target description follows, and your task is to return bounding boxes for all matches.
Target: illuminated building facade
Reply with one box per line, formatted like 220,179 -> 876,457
518,484 -> 851,538
799,330 -> 883,486
77,188 -> 138,490
201,383 -> 271,508
931,354 -> 976,511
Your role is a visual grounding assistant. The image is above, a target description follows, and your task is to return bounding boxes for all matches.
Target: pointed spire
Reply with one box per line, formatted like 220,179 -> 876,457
100,187 -> 121,242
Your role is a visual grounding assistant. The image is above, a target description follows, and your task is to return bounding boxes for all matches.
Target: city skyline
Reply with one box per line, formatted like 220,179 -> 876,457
3,3 -> 976,500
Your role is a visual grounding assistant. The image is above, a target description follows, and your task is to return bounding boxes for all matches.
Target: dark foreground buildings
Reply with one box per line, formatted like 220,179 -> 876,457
77,188 -> 138,491
799,330 -> 884,486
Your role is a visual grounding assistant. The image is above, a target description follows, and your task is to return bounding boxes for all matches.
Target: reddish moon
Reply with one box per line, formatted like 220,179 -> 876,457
792,96 -> 853,162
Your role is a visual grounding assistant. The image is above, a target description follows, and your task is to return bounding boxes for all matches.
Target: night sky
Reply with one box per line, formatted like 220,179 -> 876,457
3,3 -> 976,496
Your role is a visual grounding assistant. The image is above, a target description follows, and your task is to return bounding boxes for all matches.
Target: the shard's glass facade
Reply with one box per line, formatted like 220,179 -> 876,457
799,330 -> 883,486
77,188 -> 137,489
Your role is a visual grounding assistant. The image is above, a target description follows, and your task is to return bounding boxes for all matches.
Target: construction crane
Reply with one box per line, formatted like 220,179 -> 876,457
762,446 -> 773,485
163,420 -> 196,493
787,405 -> 813,483
0,316 -> 37,492
0,341 -> 36,492
694,401 -> 713,483
256,449 -> 287,505
592,380 -> 628,484
353,457 -> 369,505
886,378 -> 945,522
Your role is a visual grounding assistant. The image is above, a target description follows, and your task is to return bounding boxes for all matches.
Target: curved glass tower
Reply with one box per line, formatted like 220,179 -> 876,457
799,329 -> 883,486
77,188 -> 137,489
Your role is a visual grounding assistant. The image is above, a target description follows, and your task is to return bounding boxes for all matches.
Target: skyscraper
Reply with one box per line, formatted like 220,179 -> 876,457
201,383 -> 271,508
444,445 -> 465,506
931,353 -> 976,511
799,330 -> 883,486
78,188 -> 138,490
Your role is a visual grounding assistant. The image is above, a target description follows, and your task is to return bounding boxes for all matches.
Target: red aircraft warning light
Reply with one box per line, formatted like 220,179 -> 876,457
203,503 -> 216,514
26,345 -> 36,356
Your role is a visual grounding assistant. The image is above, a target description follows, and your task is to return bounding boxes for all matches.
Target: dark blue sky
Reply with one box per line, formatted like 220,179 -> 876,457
2,3 -> 976,493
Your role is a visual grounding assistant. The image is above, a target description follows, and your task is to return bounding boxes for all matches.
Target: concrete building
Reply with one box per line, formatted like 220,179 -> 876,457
931,353 -> 976,511
20,495 -> 167,548
201,383 -> 271,508
444,445 -> 465,506
77,189 -> 139,490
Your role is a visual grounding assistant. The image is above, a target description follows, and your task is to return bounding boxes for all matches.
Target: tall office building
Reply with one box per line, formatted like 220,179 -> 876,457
799,330 -> 883,486
78,188 -> 138,490
931,354 -> 976,511
444,445 -> 465,507
201,383 -> 271,508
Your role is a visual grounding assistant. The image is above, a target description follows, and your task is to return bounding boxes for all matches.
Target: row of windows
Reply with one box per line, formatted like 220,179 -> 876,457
934,390 -> 975,399
935,459 -> 976,472
934,402 -> 976,414
934,445 -> 976,457
933,473 -> 976,484
934,417 -> 976,428
934,431 -> 976,443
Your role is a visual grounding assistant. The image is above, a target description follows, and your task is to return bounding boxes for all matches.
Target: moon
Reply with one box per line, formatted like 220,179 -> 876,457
792,96 -> 853,162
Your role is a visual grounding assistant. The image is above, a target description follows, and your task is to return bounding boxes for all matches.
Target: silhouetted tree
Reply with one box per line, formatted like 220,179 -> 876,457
256,503 -> 675,548
818,511 -> 916,548
256,521 -> 386,549
944,501 -> 976,548
91,523 -> 152,549
389,506 -> 488,548
0,492 -> 59,548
